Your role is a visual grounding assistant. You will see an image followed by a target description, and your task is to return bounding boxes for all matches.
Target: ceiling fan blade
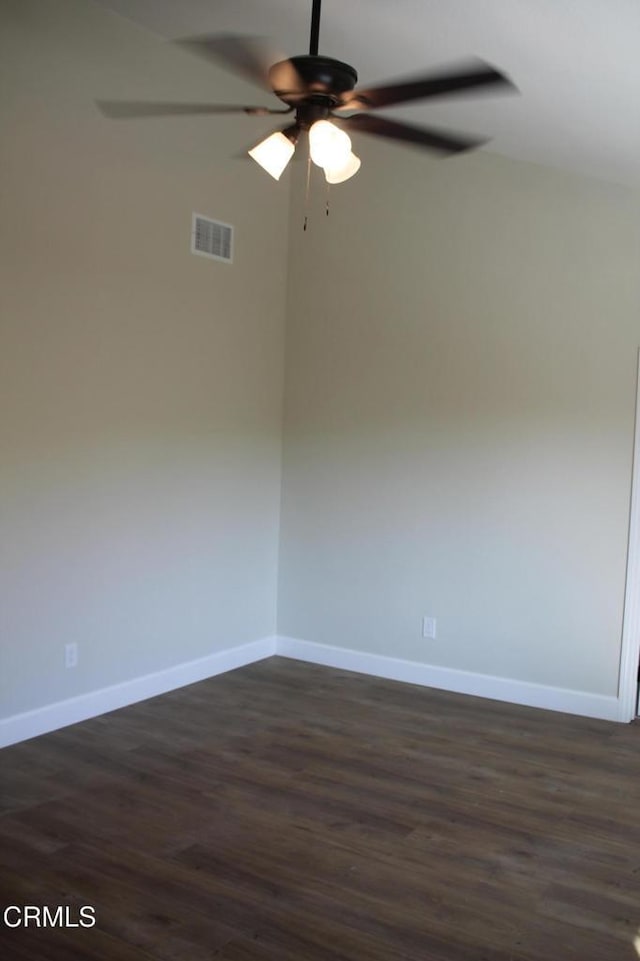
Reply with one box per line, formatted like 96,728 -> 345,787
174,34 -> 303,95
96,100 -> 284,119
336,61 -> 516,111
338,114 -> 487,154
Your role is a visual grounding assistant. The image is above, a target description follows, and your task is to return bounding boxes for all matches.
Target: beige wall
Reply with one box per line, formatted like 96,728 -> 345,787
3,0 -> 640,722
0,0 -> 289,717
279,141 -> 640,697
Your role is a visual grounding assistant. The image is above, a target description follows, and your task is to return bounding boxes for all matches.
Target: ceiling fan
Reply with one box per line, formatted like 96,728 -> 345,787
98,0 -> 517,184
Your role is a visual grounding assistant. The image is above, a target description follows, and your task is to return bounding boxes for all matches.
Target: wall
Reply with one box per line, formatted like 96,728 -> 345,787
278,139 -> 640,699
0,0 -> 289,719
2,0 -> 640,729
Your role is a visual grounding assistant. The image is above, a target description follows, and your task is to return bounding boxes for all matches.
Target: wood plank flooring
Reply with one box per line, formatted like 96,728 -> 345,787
1,656 -> 640,960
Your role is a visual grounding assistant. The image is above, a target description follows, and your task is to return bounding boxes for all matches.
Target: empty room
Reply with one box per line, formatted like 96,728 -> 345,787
2,1 -> 640,959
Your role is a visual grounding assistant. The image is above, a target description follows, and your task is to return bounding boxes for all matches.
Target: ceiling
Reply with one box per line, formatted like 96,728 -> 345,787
95,0 -> 640,189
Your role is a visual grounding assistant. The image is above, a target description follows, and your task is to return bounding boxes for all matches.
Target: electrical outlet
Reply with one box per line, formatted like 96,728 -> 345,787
422,616 -> 437,639
65,643 -> 78,669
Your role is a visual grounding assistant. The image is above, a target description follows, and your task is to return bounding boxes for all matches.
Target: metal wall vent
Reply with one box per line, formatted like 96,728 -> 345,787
191,213 -> 233,263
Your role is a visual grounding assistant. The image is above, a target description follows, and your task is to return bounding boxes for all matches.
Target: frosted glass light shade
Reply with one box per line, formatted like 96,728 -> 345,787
248,131 -> 295,180
324,151 -> 361,184
309,120 -> 352,168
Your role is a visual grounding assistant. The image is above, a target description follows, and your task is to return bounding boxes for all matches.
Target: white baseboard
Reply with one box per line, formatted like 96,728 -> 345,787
1,632 -> 623,749
276,636 -> 621,722
0,636 -> 277,749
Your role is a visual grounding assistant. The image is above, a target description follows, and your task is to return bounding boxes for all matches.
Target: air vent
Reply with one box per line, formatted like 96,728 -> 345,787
191,213 -> 233,263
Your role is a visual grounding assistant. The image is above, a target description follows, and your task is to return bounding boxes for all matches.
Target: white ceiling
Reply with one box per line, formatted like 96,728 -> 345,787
95,0 -> 640,188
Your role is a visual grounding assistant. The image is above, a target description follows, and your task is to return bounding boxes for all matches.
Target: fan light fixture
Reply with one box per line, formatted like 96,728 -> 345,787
324,151 -> 361,184
249,120 -> 360,184
308,120 -> 351,168
248,130 -> 296,180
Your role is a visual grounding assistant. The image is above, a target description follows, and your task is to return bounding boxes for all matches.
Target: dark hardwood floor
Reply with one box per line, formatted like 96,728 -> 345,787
1,656 -> 640,960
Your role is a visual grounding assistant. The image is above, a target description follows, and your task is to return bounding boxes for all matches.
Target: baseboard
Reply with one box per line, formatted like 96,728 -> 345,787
276,636 -> 621,722
0,636 -> 277,749
1,632 -> 623,749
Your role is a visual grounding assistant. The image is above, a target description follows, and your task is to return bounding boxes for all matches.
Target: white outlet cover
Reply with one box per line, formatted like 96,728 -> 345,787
65,643 -> 78,668
423,616 -> 437,639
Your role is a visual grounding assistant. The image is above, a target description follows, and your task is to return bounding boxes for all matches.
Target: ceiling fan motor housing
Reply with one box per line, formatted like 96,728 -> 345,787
270,55 -> 358,107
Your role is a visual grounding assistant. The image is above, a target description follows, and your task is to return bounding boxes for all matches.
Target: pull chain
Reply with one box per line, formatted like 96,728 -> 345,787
326,180 -> 331,218
303,152 -> 312,232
